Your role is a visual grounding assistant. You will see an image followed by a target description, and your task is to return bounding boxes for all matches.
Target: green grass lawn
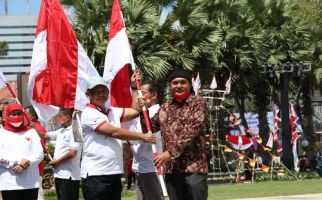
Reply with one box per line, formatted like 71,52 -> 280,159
45,179 -> 322,200
209,179 -> 322,199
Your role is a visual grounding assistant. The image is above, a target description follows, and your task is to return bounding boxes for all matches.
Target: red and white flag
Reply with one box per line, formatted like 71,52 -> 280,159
289,103 -> 302,144
27,0 -> 99,121
103,0 -> 134,108
192,72 -> 201,96
224,74 -> 232,94
272,103 -> 280,141
210,74 -> 217,89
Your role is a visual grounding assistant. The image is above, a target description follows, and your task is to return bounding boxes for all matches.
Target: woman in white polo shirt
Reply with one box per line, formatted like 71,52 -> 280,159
0,103 -> 43,200
81,76 -> 155,200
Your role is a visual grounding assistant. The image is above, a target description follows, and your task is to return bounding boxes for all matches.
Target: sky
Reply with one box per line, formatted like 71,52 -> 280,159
0,0 -> 40,16
0,0 -> 170,25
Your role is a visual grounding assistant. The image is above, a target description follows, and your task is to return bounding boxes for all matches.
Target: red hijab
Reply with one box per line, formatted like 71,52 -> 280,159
4,103 -> 30,132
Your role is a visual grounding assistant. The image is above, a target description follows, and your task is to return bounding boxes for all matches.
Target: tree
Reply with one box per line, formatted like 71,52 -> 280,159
0,41 -> 8,56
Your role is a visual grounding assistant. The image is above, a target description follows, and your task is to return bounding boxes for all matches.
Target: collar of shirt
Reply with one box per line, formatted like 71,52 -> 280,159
170,95 -> 193,106
86,103 -> 111,115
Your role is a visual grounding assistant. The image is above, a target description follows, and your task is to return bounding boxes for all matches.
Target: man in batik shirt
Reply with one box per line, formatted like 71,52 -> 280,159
140,69 -> 209,200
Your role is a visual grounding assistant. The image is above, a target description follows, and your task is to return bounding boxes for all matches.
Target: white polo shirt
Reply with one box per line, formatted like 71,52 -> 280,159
81,104 -> 124,177
48,125 -> 82,180
132,104 -> 163,173
0,128 -> 44,190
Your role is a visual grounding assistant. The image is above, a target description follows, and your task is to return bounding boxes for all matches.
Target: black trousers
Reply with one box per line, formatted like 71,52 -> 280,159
55,177 -> 80,200
165,173 -> 208,200
2,188 -> 38,200
127,173 -> 135,189
136,172 -> 164,200
82,174 -> 122,200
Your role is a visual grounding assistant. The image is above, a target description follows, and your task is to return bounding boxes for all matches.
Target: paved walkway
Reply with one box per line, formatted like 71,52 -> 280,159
233,193 -> 322,200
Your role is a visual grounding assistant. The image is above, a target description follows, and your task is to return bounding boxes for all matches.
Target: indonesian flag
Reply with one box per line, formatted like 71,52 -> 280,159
192,72 -> 201,96
290,103 -> 301,171
103,0 -> 134,108
273,103 -> 281,141
27,0 -> 99,121
210,74 -> 217,89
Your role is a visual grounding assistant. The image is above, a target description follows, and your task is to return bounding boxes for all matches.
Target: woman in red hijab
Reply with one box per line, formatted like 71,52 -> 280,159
0,103 -> 44,200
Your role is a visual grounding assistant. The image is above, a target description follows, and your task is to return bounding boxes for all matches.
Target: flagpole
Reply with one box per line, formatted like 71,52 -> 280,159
5,82 -> 53,161
133,69 -> 168,197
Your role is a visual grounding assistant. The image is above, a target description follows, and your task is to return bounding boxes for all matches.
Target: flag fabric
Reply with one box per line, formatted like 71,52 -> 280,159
72,112 -> 83,143
226,134 -> 253,150
103,0 -> 134,108
290,103 -> 303,143
224,74 -> 232,94
246,128 -> 253,135
0,71 -> 6,89
277,143 -> 283,153
248,159 -> 256,167
273,103 -> 280,141
237,152 -> 244,160
261,164 -> 269,173
27,0 -> 99,121
256,135 -> 262,144
265,132 -> 274,149
210,74 -> 217,89
192,72 -> 201,96
224,146 -> 233,153
263,146 -> 272,152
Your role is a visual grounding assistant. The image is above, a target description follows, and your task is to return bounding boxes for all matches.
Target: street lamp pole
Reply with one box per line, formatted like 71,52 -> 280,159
280,71 -> 293,170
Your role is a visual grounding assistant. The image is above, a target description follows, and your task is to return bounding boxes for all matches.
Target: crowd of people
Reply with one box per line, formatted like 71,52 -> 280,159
0,69 -> 209,200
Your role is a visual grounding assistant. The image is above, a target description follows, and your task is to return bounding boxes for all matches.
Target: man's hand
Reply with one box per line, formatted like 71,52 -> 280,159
50,160 -> 58,168
137,97 -> 147,110
154,151 -> 171,167
142,133 -> 156,143
19,159 -> 30,169
12,164 -> 24,174
130,73 -> 141,88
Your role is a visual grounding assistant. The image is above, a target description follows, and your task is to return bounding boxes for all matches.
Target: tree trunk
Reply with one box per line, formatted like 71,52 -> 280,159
254,81 -> 270,143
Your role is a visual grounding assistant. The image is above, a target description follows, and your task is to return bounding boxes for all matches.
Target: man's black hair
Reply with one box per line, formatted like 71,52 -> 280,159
141,80 -> 159,94
25,105 -> 38,121
59,108 -> 74,118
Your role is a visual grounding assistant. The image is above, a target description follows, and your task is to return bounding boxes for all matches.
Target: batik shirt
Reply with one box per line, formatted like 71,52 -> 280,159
151,95 -> 208,174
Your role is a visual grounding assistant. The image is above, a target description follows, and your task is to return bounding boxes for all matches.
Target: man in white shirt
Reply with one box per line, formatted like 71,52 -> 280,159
33,108 -> 81,200
133,80 -> 164,200
81,76 -> 155,200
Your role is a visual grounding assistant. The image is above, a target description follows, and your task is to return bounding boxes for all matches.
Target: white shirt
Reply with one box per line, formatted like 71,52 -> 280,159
48,125 -> 82,180
132,104 -> 163,173
0,128 -> 44,190
81,105 -> 124,177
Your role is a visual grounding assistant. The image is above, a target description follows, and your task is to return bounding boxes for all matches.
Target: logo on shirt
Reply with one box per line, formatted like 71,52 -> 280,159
25,137 -> 31,141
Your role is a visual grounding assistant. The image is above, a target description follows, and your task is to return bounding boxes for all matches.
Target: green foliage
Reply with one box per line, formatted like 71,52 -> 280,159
65,0 -> 322,133
0,41 -> 8,56
44,144 -> 55,166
